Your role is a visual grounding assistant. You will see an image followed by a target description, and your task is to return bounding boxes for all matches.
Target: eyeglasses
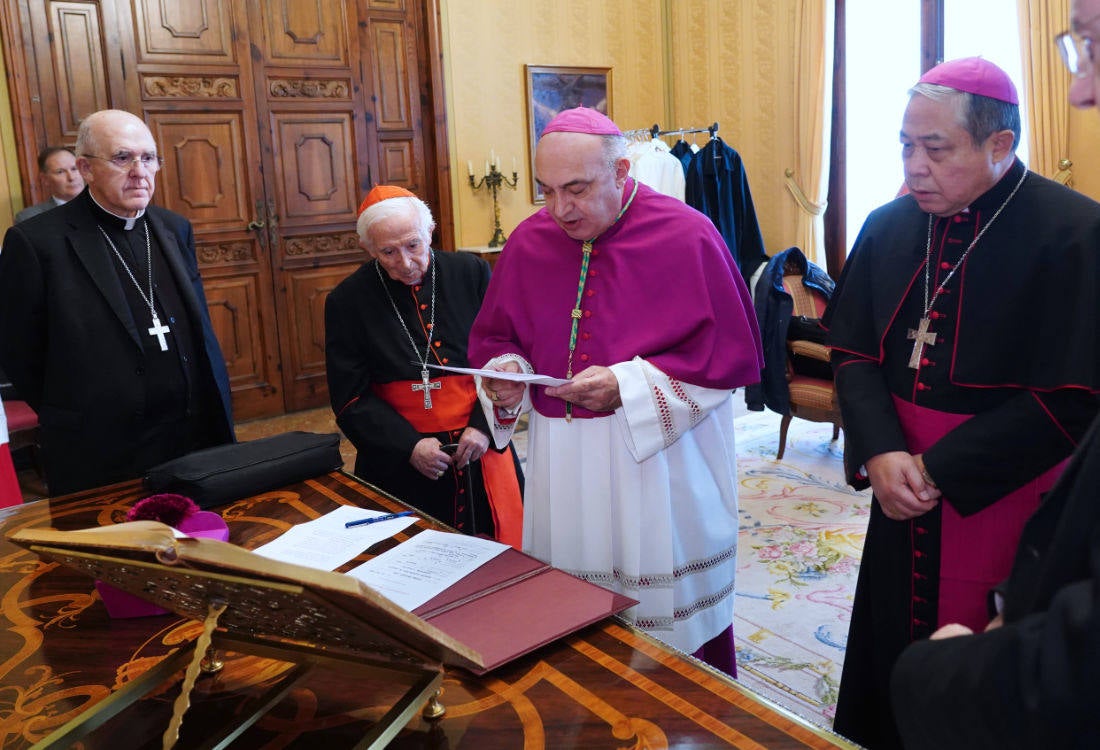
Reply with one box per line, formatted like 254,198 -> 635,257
1056,12 -> 1100,77
84,151 -> 165,172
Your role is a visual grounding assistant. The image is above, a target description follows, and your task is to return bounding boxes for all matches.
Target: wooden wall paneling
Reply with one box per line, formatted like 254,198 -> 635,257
0,0 -> 42,203
247,0 -> 372,412
420,0 -> 453,250
364,14 -> 423,195
134,0 -> 285,421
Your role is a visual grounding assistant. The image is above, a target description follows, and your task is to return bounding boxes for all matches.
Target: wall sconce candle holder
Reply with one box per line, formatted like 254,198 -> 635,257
468,157 -> 518,248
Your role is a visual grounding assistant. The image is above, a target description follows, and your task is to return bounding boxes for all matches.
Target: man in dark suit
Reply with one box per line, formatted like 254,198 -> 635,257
889,4 -> 1100,746
13,146 -> 84,223
0,109 -> 234,495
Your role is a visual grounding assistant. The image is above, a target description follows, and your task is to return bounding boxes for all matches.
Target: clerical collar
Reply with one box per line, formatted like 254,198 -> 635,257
88,192 -> 147,230
965,158 -> 1026,214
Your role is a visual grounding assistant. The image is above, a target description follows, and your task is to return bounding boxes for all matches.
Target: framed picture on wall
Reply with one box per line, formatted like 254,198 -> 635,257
525,64 -> 612,203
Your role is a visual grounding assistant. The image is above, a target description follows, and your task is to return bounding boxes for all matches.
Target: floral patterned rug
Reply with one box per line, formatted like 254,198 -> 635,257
733,411 -> 870,731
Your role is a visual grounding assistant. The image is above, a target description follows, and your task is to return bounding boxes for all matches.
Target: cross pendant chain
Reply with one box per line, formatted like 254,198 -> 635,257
907,317 -> 937,369
148,314 -> 171,352
411,367 -> 442,409
99,223 -> 171,352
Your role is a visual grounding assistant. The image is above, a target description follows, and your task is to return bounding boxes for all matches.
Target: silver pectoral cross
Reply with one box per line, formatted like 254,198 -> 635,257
907,317 -> 936,369
411,367 -> 441,409
148,314 -> 171,352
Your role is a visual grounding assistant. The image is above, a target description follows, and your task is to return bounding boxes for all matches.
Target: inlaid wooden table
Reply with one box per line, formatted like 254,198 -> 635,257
0,471 -> 859,749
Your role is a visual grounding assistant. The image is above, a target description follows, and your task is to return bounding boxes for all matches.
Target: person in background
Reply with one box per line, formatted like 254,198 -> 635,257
887,5 -> 1100,748
467,107 -> 763,676
325,185 -> 523,545
0,109 -> 234,496
14,146 -> 84,223
824,57 -> 1100,748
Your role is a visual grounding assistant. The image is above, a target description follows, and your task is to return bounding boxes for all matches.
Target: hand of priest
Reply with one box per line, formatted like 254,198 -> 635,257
544,366 -> 622,413
411,437 -> 452,480
483,360 -> 526,409
865,451 -> 942,521
452,427 -> 490,468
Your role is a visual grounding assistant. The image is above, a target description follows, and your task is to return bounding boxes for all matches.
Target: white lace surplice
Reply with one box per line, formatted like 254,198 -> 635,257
479,356 -> 739,655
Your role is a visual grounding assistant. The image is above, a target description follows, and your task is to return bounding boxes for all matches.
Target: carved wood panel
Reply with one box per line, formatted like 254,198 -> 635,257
271,114 -> 359,224
282,264 -> 359,401
131,0 -> 236,63
262,0 -> 347,67
149,113 -> 253,229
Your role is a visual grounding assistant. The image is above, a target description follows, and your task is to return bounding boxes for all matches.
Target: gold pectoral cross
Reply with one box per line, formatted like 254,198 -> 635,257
907,317 -> 937,369
411,367 -> 441,409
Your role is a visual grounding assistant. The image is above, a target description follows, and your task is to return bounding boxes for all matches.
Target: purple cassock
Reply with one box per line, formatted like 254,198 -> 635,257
468,177 -> 763,410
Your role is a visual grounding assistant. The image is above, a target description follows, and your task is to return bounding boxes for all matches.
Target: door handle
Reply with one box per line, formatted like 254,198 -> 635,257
247,217 -> 265,231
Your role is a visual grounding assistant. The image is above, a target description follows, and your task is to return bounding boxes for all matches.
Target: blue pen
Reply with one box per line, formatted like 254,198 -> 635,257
345,510 -> 416,528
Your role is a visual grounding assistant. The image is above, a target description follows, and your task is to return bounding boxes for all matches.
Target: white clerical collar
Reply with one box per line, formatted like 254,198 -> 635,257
88,193 -> 146,230
51,196 -> 67,207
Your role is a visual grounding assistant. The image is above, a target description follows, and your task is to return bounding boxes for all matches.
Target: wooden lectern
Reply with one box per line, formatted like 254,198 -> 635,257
10,521 -> 634,750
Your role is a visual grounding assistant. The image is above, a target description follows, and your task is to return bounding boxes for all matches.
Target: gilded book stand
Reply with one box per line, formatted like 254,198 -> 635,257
10,521 -> 483,750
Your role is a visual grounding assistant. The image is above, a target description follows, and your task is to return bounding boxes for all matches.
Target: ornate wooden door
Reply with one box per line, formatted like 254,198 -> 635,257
2,0 -> 449,420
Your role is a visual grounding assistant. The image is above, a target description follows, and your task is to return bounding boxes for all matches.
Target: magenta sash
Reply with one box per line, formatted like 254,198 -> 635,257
892,396 -> 1067,630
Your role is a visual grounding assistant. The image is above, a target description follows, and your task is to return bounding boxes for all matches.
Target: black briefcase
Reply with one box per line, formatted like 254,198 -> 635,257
143,431 -> 343,508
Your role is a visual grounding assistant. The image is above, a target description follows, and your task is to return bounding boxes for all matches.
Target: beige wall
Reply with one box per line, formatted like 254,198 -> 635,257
441,0 -> 807,255
2,4 -> 1098,252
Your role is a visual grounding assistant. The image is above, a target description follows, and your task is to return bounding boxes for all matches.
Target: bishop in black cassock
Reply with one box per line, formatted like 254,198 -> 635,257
824,58 -> 1100,749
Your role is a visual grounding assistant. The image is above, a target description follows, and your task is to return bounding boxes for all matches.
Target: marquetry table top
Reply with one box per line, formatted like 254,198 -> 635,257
0,471 -> 859,749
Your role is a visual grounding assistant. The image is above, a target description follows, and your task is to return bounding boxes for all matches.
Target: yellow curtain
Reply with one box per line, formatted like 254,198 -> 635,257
784,0 -> 833,266
1017,0 -> 1073,186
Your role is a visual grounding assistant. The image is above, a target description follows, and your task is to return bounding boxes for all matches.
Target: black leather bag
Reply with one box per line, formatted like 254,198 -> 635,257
144,431 -> 343,508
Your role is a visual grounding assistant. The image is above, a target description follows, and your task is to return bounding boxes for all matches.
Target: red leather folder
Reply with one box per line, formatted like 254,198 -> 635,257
414,548 -> 636,674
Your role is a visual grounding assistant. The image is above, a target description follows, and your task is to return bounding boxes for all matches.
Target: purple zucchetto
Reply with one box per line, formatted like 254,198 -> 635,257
917,56 -> 1019,105
539,107 -> 622,138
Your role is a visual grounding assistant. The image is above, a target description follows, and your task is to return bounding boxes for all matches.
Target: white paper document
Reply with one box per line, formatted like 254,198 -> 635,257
426,363 -> 571,387
347,529 -> 508,611
251,505 -> 418,571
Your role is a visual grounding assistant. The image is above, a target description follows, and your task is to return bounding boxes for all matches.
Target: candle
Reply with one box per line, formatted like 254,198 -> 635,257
467,160 -> 473,176
512,156 -> 517,173
490,147 -> 496,164
495,154 -> 501,169
485,160 -> 490,174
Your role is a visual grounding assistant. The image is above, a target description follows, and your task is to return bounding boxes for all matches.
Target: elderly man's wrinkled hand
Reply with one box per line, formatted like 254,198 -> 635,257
410,438 -> 450,480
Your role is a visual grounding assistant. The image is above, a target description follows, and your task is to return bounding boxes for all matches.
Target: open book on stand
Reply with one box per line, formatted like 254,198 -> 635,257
10,520 -> 636,675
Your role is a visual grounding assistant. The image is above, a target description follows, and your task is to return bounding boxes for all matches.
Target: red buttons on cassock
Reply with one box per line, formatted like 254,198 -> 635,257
917,382 -> 931,391
583,310 -> 592,318
419,303 -> 428,310
920,358 -> 934,367
586,290 -> 595,297
582,332 -> 591,340
940,261 -> 952,269
442,357 -> 449,364
434,341 -> 442,347
580,353 -> 589,361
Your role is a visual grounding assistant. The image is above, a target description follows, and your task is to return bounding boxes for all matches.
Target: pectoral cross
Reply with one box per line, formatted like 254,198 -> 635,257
411,367 -> 441,409
148,314 -> 171,352
907,317 -> 936,369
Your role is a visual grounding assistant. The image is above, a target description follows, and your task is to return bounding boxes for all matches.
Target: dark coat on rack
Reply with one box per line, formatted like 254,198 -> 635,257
685,138 -> 768,281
